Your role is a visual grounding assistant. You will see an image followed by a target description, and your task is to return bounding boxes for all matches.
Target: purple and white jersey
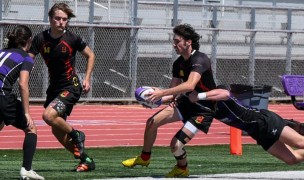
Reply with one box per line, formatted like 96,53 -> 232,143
0,48 -> 34,95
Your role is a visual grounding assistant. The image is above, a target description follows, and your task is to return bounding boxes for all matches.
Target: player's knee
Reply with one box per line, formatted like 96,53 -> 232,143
42,110 -> 57,125
24,128 -> 37,135
24,125 -> 37,134
294,138 -> 304,149
42,112 -> 51,123
146,117 -> 160,129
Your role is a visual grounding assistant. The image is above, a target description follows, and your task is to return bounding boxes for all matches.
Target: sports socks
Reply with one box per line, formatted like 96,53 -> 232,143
177,163 -> 188,170
22,133 -> 37,171
80,152 -> 92,162
68,129 -> 79,140
140,151 -> 151,161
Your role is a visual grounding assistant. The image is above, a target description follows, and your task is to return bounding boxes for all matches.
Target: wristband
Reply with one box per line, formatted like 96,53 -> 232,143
197,93 -> 207,100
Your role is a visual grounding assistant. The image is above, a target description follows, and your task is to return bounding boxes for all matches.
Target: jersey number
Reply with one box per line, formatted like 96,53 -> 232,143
0,52 -> 12,67
44,47 -> 50,54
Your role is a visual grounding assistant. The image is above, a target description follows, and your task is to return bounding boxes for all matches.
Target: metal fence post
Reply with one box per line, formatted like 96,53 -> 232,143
86,0 -> 95,99
129,0 -> 138,97
89,0 -> 94,24
285,9 -> 292,75
0,0 -> 2,49
172,0 -> 178,27
0,0 -> 2,21
248,8 -> 256,86
210,6 -> 218,84
42,0 -> 50,98
43,0 -> 49,23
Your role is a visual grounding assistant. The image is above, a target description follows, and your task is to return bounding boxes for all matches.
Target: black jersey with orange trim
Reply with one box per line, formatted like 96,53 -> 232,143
29,29 -> 87,89
172,50 -> 216,111
172,50 -> 216,92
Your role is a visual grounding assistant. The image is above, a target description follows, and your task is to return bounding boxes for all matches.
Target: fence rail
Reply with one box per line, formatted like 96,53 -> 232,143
1,0 -> 304,101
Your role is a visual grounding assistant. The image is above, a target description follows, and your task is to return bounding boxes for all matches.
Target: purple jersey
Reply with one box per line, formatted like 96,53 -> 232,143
0,48 -> 34,95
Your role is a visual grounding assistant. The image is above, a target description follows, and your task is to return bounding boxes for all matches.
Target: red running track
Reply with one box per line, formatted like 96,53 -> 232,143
0,104 -> 303,149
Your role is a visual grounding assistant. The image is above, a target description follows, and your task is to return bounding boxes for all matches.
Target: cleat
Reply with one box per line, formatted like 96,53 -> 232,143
73,130 -> 85,159
285,119 -> 304,135
75,158 -> 95,172
20,167 -> 44,180
165,165 -> 189,178
122,156 -> 150,168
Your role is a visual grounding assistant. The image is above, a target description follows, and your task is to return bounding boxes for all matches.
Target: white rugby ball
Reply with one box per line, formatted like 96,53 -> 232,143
135,86 -> 162,108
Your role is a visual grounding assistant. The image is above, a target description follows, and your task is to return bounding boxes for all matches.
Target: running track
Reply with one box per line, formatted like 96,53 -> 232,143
0,104 -> 303,149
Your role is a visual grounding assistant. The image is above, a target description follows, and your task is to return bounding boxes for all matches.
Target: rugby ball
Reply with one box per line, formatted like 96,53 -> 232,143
135,86 -> 162,108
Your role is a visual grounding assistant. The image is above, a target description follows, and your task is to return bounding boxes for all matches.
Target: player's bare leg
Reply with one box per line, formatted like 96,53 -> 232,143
43,106 -> 85,158
165,122 -> 197,177
52,126 -> 74,153
122,106 -> 181,168
43,106 -> 95,171
0,121 -> 4,131
143,106 -> 180,152
42,107 -> 73,133
268,126 -> 304,164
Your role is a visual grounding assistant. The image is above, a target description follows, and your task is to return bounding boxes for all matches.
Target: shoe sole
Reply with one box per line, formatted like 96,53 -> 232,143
20,177 -> 44,180
76,169 -> 95,172
166,175 -> 189,178
75,162 -> 96,172
20,175 -> 44,180
165,173 -> 189,178
122,163 -> 149,168
20,177 -> 29,180
76,166 -> 96,172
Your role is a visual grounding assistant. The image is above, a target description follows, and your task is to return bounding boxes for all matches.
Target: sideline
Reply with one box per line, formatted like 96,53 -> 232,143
104,171 -> 304,180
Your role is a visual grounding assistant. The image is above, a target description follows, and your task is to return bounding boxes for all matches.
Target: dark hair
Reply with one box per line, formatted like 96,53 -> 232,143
6,25 -> 32,49
48,3 -> 76,19
173,24 -> 200,50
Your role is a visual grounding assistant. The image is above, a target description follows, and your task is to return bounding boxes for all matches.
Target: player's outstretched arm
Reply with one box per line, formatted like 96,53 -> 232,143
189,89 -> 230,102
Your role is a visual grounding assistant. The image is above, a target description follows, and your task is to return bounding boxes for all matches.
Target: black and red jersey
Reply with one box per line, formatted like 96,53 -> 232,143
173,50 -> 217,117
29,29 -> 87,89
172,50 -> 216,93
0,48 -> 34,95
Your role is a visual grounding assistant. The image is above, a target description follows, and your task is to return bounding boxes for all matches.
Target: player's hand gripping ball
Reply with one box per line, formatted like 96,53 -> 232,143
135,86 -> 162,108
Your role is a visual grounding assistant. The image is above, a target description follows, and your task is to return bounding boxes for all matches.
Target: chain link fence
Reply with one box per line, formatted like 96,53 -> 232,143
1,0 -> 304,101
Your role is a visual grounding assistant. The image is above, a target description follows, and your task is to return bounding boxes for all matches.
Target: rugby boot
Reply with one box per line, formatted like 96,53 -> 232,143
285,119 -> 304,135
75,158 -> 96,172
122,156 -> 150,168
165,165 -> 189,178
73,130 -> 85,159
20,167 -> 44,180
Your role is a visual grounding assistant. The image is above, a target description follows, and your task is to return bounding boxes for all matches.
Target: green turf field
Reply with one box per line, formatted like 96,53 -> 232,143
1,145 -> 303,179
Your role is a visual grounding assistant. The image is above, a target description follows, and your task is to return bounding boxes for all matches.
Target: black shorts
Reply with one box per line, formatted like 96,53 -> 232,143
44,83 -> 82,117
0,94 -> 28,130
249,109 -> 287,151
176,96 -> 215,134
